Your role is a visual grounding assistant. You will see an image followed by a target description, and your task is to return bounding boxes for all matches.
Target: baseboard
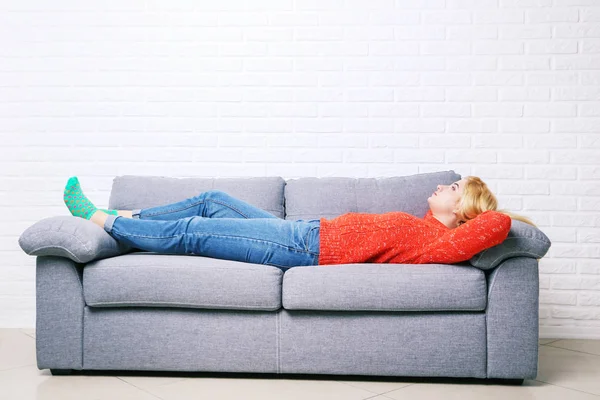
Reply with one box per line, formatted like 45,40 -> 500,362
540,325 -> 600,340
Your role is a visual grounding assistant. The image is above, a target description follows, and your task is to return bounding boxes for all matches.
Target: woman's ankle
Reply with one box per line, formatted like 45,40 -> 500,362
117,210 -> 133,218
90,210 -> 109,229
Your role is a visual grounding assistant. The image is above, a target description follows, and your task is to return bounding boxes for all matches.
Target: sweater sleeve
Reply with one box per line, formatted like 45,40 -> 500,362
412,210 -> 512,264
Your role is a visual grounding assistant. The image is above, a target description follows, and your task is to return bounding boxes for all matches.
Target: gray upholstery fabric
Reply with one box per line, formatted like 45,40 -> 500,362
284,170 -> 461,220
83,307 -> 487,378
108,175 -> 286,219
486,257 -> 539,380
35,256 -> 84,370
83,253 -> 283,311
470,219 -> 551,270
84,256 -> 486,312
283,263 -> 487,311
83,307 -> 278,373
18,216 -> 133,264
278,309 -> 487,378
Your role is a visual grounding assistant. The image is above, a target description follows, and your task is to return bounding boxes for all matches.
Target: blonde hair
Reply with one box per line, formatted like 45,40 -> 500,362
454,176 -> 537,228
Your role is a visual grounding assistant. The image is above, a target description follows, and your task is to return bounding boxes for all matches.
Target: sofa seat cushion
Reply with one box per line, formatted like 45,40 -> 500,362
282,263 -> 487,311
83,253 -> 283,311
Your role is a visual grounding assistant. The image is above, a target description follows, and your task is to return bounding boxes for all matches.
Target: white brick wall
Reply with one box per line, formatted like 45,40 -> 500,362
0,0 -> 598,339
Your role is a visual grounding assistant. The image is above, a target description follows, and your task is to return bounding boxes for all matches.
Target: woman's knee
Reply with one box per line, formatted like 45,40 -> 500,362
200,189 -> 229,201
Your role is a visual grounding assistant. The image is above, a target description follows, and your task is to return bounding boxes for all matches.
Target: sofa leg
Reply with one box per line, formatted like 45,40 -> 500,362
50,369 -> 75,376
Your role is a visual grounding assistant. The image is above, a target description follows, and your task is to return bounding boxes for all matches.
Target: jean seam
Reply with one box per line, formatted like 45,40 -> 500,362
144,199 -> 251,219
112,227 -> 184,240
208,199 -> 251,218
303,226 -> 318,253
143,199 -> 206,218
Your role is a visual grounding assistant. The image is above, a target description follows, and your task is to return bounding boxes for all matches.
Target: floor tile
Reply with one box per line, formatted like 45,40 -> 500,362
145,375 -> 379,400
536,345 -> 600,396
118,374 -> 191,390
336,379 -> 413,396
382,379 -> 600,399
539,338 -> 562,345
547,339 -> 600,356
0,328 -> 36,371
0,364 -> 163,400
19,328 -> 36,339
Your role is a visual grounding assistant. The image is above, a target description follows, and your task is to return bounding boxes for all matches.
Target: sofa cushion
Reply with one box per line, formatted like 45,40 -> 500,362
18,216 -> 134,263
469,219 -> 551,270
108,175 -> 286,219
282,263 -> 487,311
83,253 -> 284,311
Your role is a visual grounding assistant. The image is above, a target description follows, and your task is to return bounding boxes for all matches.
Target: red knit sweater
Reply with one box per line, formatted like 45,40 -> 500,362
318,209 -> 512,266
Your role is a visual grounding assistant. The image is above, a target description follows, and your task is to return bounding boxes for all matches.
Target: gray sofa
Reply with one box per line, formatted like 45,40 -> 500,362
18,170 -> 551,385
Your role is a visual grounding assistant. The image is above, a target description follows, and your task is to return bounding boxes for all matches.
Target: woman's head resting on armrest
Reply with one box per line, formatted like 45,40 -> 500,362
427,175 -> 538,230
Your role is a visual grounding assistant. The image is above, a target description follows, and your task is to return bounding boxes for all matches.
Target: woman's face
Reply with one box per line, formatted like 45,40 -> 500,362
427,178 -> 468,215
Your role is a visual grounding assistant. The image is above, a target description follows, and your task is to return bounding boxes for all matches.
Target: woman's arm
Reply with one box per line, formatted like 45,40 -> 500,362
413,210 -> 512,264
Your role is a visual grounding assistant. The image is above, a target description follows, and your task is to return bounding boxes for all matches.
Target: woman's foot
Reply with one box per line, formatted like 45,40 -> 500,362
64,176 -> 100,220
64,176 -> 132,227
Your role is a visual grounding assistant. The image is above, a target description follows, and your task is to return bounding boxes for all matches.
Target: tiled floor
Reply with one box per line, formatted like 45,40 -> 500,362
2,329 -> 600,400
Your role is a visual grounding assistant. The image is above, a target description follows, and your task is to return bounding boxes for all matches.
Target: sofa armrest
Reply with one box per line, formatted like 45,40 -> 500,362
469,220 -> 551,271
486,257 -> 539,380
18,216 -> 133,263
36,256 -> 85,370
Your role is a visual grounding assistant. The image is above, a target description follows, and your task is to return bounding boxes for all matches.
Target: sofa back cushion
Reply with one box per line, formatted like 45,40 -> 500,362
284,170 -> 461,220
108,175 -> 286,219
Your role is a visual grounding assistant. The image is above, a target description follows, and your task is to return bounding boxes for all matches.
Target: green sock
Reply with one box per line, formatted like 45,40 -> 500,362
63,176 -> 118,219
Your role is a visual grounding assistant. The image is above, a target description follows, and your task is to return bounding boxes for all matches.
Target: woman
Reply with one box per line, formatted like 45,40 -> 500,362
64,176 -> 536,270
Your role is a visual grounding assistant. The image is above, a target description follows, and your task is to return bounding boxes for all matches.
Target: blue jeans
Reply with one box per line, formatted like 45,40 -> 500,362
103,190 -> 320,270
